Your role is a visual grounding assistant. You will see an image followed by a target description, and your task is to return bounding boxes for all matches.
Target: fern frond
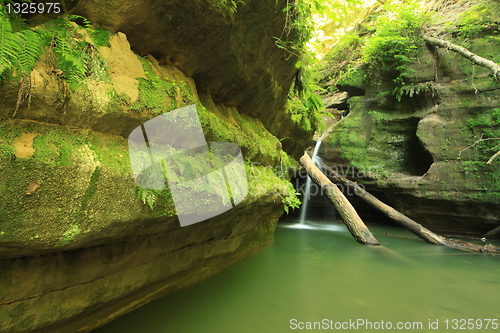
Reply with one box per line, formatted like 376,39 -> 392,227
0,13 -> 20,77
0,7 -> 46,80
17,29 -> 44,76
53,32 -> 89,89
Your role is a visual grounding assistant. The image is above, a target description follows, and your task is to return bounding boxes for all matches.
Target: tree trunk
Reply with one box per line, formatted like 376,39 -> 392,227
423,35 -> 500,79
483,225 -> 500,238
299,152 -> 380,246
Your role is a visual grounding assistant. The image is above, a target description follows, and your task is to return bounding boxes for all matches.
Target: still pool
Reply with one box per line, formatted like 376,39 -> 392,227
94,219 -> 500,332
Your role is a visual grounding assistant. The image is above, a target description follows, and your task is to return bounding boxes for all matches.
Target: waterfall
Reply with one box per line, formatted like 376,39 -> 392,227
298,139 -> 323,225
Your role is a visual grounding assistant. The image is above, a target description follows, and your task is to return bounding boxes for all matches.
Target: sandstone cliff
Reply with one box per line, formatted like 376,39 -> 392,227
0,1 -> 311,331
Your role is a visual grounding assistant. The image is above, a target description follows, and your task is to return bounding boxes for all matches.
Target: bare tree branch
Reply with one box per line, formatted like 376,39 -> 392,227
487,150 -> 500,164
423,35 -> 500,79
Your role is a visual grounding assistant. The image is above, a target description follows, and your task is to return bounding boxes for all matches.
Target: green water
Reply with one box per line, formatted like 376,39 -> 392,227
95,219 -> 500,332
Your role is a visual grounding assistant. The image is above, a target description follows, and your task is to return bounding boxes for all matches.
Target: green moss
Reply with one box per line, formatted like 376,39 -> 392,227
450,0 -> 500,39
318,33 -> 363,84
198,104 -> 281,165
55,224 -> 81,247
33,131 -> 76,167
337,66 -> 366,88
86,132 -> 131,175
245,162 -> 301,213
460,106 -> 500,195
131,58 -> 195,115
330,110 -> 371,168
0,123 -> 21,158
81,166 -> 101,211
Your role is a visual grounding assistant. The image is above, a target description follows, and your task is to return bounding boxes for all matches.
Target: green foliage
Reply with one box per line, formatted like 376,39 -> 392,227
286,91 -> 324,132
43,17 -> 111,90
461,108 -> 500,192
449,1 -> 500,40
0,5 -> 48,80
137,187 -> 158,210
45,19 -> 88,90
246,162 -> 302,214
90,27 -> 113,47
275,151 -> 301,214
281,180 -> 301,214
394,81 -> 435,101
276,0 -> 323,59
318,32 -> 363,84
0,7 -> 110,89
131,58 -> 194,115
362,2 -> 427,90
210,0 -> 246,21
68,15 -> 92,29
216,0 -> 245,14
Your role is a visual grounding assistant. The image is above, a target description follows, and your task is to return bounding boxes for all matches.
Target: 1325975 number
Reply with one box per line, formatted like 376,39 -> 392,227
5,2 -> 61,14
444,319 -> 498,330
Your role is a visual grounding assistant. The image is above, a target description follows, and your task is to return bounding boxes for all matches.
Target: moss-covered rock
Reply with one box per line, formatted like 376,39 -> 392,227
67,0 -> 313,156
0,4 -> 305,331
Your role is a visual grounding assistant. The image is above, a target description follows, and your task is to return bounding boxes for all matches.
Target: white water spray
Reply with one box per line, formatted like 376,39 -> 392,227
298,139 -> 323,225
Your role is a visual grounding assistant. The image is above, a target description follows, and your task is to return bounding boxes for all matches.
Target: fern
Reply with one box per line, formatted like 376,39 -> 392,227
0,18 -> 20,76
46,18 -> 91,90
90,27 -> 113,47
0,5 -> 46,80
17,29 -> 44,75
45,17 -> 112,90
53,35 -> 88,90
137,187 -> 158,210
0,6 -> 109,92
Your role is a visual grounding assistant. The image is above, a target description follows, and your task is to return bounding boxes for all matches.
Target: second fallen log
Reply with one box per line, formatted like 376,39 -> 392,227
299,152 -> 380,246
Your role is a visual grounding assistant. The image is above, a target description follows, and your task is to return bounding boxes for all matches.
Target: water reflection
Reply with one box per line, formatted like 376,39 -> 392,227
94,222 -> 500,333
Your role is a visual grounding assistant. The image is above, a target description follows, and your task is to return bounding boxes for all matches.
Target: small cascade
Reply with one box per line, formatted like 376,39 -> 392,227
298,139 -> 323,225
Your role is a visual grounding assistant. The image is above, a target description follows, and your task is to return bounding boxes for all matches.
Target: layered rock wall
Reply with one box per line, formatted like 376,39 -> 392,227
0,2 -> 309,331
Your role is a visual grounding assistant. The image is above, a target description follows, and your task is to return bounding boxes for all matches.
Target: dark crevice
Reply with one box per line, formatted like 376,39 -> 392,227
336,84 -> 366,97
405,118 -> 434,176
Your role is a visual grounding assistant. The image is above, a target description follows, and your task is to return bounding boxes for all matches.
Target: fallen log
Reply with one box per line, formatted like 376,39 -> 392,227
299,152 -> 379,246
316,158 -> 500,253
483,225 -> 500,239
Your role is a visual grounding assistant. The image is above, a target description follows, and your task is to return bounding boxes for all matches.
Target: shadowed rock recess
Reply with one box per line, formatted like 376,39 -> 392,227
0,1 -> 312,332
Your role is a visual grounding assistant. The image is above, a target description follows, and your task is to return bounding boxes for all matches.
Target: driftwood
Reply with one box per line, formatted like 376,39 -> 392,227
299,152 -> 380,246
313,156 -> 500,253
